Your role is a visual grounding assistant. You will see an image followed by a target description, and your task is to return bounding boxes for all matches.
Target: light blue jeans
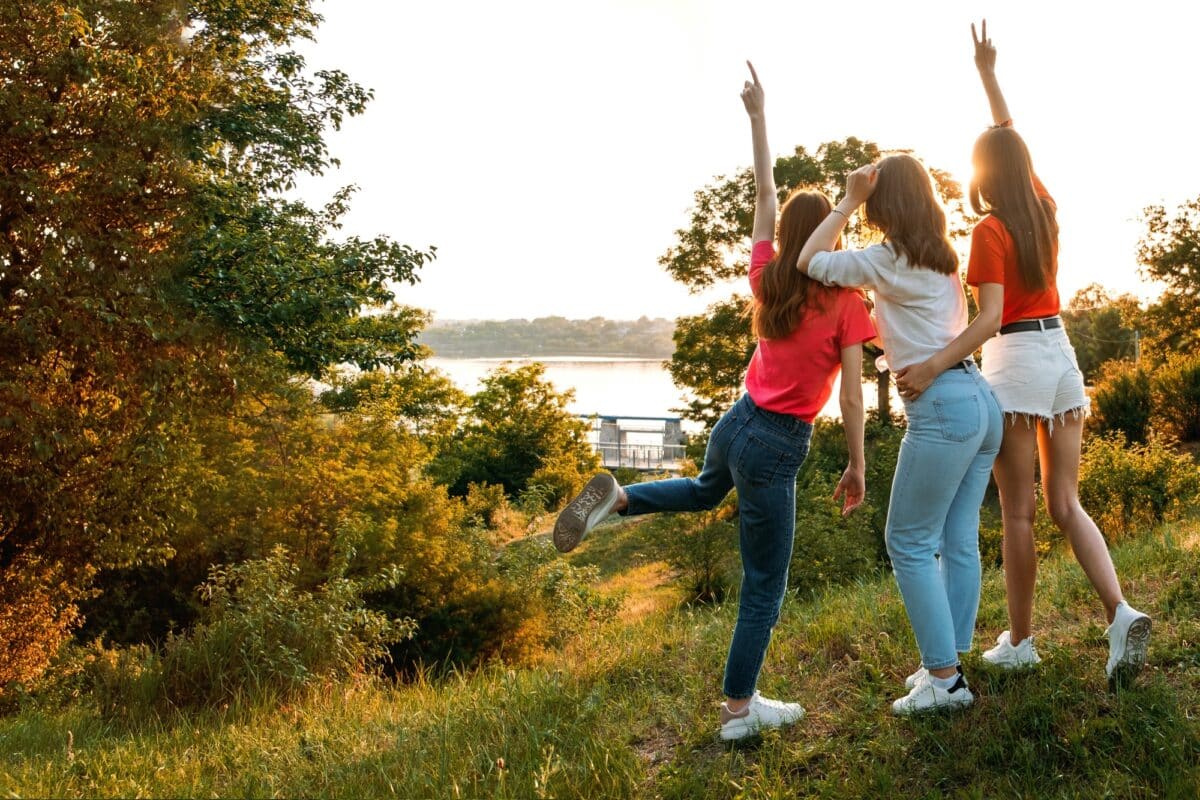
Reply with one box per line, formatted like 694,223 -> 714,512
887,363 -> 1002,670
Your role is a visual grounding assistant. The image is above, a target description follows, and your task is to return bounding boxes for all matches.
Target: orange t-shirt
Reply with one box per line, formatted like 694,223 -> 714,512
965,175 -> 1060,326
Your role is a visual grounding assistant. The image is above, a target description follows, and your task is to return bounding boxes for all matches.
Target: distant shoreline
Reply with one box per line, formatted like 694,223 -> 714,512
418,317 -> 676,362
425,353 -> 668,362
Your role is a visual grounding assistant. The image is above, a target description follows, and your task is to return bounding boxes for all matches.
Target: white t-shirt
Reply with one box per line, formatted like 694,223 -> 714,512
809,243 -> 967,373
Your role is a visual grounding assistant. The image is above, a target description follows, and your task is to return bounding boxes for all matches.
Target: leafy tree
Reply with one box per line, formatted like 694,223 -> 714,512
1061,284 -> 1143,382
320,363 -> 467,452
668,298 -> 758,428
433,364 -> 599,506
0,0 -> 433,684
1138,196 -> 1200,357
661,140 -> 970,427
1087,360 -> 1153,444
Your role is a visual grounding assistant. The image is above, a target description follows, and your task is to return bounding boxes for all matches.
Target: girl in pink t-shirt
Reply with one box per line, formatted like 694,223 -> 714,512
552,63 -> 875,741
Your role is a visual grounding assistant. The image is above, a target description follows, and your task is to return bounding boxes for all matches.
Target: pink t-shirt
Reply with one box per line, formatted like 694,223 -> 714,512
745,241 -> 876,421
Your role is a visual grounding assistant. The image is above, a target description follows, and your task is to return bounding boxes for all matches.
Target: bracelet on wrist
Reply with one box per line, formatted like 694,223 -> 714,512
831,208 -> 850,221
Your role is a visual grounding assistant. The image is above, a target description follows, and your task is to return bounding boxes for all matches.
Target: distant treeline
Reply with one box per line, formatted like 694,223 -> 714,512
419,316 -> 677,358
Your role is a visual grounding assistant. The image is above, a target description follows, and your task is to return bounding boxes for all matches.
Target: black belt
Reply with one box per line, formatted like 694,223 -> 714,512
999,316 -> 1062,335
948,360 -> 974,371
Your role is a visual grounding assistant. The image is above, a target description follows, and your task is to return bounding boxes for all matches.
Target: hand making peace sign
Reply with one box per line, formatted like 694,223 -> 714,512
971,19 -> 996,74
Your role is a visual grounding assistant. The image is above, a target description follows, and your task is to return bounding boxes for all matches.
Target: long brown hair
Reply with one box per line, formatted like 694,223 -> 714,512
863,154 -> 958,275
752,189 -> 834,340
969,127 -> 1058,290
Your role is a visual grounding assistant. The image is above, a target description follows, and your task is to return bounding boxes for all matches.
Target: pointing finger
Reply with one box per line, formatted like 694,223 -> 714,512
981,19 -> 987,44
747,60 -> 760,86
971,22 -> 979,46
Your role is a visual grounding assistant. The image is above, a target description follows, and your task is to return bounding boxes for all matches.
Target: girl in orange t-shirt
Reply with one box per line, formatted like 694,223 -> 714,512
896,21 -> 1150,686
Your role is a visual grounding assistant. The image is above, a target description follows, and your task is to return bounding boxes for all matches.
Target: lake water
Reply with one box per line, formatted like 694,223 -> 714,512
427,356 -> 886,431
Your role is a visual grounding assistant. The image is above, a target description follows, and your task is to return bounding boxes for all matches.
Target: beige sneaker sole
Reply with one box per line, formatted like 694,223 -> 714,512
552,473 -> 619,553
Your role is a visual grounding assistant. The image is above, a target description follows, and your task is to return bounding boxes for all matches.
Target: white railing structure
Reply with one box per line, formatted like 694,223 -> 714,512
581,415 -> 687,473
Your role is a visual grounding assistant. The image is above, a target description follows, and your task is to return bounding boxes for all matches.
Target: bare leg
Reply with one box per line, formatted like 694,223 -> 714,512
992,417 -> 1039,643
1038,414 -> 1124,622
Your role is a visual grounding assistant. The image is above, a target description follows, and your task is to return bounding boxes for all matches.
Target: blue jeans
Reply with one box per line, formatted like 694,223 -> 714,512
887,364 -> 1002,670
623,394 -> 812,699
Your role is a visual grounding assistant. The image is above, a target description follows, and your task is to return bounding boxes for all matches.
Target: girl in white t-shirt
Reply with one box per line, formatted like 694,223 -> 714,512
796,155 -> 1005,715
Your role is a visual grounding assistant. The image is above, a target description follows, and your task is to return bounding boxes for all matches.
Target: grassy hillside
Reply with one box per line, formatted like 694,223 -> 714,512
2,518 -> 1198,799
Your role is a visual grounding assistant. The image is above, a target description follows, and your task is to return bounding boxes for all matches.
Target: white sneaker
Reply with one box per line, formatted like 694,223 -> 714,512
1106,602 -> 1151,685
552,473 -> 621,553
718,692 -> 805,741
891,673 -> 974,716
905,663 -> 962,690
981,630 -> 1042,670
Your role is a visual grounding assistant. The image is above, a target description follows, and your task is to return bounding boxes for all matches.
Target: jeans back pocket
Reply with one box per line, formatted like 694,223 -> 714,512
736,430 -> 808,487
933,394 -> 981,443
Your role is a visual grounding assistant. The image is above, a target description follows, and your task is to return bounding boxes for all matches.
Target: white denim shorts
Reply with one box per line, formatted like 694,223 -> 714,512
980,322 -> 1090,433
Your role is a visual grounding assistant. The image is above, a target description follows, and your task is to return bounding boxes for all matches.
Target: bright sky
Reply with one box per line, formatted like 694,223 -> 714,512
294,1 -> 1200,322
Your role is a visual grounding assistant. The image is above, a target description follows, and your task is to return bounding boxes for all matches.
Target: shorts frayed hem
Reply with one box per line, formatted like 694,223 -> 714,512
1002,403 -> 1091,436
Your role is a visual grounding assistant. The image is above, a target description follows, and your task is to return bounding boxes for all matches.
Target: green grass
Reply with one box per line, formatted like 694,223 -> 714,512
2,522 -> 1198,798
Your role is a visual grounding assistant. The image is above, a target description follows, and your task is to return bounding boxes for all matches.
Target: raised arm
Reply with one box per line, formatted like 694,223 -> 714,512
796,164 -> 877,274
741,62 -> 776,244
972,20 -> 1011,126
834,343 -> 866,517
894,282 -> 1003,401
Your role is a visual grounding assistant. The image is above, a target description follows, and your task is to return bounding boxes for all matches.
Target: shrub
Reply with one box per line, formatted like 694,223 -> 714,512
77,641 -> 162,718
0,559 -> 80,695
463,482 -> 512,529
800,414 -> 903,551
383,576 -> 542,672
1151,352 -> 1200,443
159,546 -> 413,708
1088,359 -> 1153,443
1078,433 -> 1200,538
613,466 -> 650,486
790,474 -> 882,595
661,511 -> 740,604
497,539 -> 620,649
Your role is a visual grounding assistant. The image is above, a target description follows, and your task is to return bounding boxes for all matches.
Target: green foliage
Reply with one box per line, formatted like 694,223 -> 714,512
801,413 -> 904,549
419,317 -> 676,358
5,529 -> 1198,799
320,364 -> 467,451
659,512 -> 739,604
611,467 -> 650,486
1150,351 -> 1200,443
157,545 -> 412,708
1138,196 -> 1200,355
182,188 -> 435,377
497,539 -> 620,648
462,482 -> 513,530
790,474 -> 881,595
433,364 -> 599,505
1088,359 -> 1153,443
660,139 -> 885,289
1078,434 -> 1200,538
667,298 -> 756,428
1061,284 -> 1143,383
0,0 -> 436,686
64,545 -> 414,715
